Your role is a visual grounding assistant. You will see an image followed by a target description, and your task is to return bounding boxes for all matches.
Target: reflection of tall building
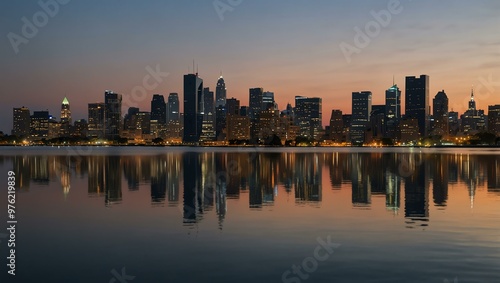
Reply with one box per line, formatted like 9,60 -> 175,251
294,154 -> 322,205
151,156 -> 167,204
88,156 -> 105,197
167,154 -> 180,206
31,156 -> 49,184
351,92 -> 372,144
88,103 -> 105,139
385,171 -> 401,213
183,152 -> 200,223
105,156 -> 122,205
487,155 -> 500,193
351,154 -> 371,206
104,90 -> 122,140
431,154 -> 448,207
183,74 -> 204,143
12,156 -> 31,190
215,155 -> 227,230
404,156 -> 429,227
405,75 -> 429,137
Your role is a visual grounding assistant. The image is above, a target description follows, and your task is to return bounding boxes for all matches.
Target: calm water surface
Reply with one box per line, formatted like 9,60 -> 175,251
0,147 -> 499,283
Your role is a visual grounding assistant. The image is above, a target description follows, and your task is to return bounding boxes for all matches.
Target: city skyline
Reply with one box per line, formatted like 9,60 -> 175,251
1,0 -> 500,133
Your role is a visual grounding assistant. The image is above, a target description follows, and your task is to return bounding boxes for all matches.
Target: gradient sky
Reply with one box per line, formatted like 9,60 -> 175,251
1,0 -> 500,133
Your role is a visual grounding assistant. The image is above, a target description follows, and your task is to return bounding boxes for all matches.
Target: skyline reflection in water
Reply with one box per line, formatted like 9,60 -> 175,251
5,148 -> 500,229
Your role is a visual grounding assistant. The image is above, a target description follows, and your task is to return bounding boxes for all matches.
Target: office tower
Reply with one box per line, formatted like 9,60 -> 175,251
167,93 -> 180,123
104,90 -> 122,140
200,87 -> 216,141
30,111 -> 50,140
262,91 -> 276,110
448,111 -> 459,136
215,105 -> 226,141
371,105 -> 386,139
226,97 -> 240,116
295,96 -> 322,141
488,105 -> 500,135
329,110 -> 343,141
87,103 -> 105,139
249,88 -> 264,120
405,75 -> 429,137
183,73 -> 203,143
59,97 -> 71,137
151,94 -> 166,125
215,75 -> 227,108
351,91 -> 372,144
432,90 -> 449,135
135,112 -> 151,135
73,119 -> 88,138
12,107 -> 31,137
385,84 -> 401,139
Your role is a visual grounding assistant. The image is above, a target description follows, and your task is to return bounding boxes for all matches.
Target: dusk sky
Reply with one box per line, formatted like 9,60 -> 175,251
1,0 -> 499,133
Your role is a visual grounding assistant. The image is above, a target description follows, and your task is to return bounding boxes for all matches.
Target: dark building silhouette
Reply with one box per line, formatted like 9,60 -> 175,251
12,107 -> 31,137
295,96 -> 322,140
104,90 -> 122,140
351,91 -> 372,144
183,152 -> 200,223
183,74 -> 204,143
329,110 -> 343,141
167,93 -> 180,124
405,75 -> 429,137
432,90 -> 449,135
404,155 -> 429,227
151,94 -> 167,125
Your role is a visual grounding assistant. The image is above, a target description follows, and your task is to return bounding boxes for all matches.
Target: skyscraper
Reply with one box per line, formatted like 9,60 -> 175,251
30,111 -> 50,140
60,96 -> 72,137
12,107 -> 31,137
329,110 -> 343,142
295,96 -> 322,140
104,90 -> 122,140
200,87 -> 215,141
249,88 -> 264,120
151,94 -> 166,125
351,91 -> 372,144
405,75 -> 429,137
488,105 -> 500,136
87,103 -> 105,139
183,73 -> 203,143
167,93 -> 180,123
385,84 -> 401,139
215,76 -> 227,108
432,90 -> 449,135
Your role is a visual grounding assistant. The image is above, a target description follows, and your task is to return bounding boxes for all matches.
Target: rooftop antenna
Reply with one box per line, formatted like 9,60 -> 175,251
392,75 -> 395,86
196,63 -> 198,76
193,60 -> 195,75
